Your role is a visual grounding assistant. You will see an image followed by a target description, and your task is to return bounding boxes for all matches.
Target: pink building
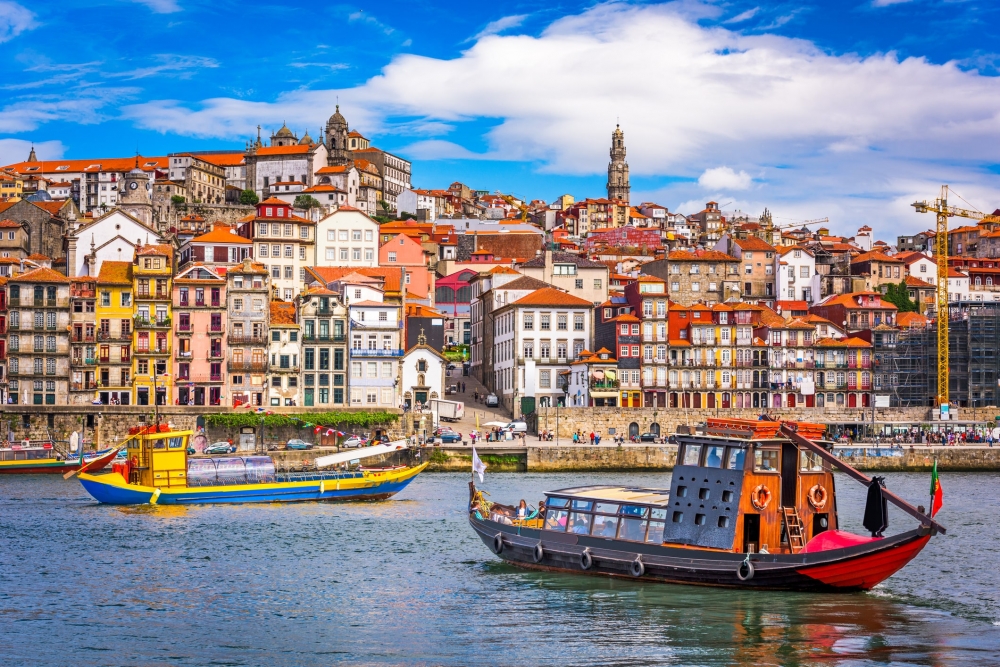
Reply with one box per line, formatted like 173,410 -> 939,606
379,232 -> 433,300
173,264 -> 227,406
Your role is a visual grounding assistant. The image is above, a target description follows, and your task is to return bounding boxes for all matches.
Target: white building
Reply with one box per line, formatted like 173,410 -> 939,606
74,209 -> 164,278
948,268 -> 970,302
348,295 -> 403,409
315,165 -> 359,208
248,142 -> 329,199
900,251 -> 938,284
248,198 -> 316,302
397,189 -> 438,221
776,246 -> 822,303
314,208 -> 379,268
491,286 -> 594,416
401,334 -> 446,409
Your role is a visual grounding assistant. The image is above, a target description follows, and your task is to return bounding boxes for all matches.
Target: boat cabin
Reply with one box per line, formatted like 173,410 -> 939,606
0,445 -> 60,462
540,419 -> 838,555
123,425 -> 193,488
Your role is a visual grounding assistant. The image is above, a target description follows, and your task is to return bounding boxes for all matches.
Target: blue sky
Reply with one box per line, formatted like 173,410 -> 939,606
2,0 -> 1000,234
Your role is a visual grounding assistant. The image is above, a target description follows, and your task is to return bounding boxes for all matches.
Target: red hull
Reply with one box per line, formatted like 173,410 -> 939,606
796,535 -> 931,590
0,463 -> 78,474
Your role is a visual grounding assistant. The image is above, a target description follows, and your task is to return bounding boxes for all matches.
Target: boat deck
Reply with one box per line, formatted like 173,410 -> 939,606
548,485 -> 671,506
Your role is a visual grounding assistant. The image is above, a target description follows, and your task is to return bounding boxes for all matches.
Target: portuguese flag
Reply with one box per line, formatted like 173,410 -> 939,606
930,460 -> 943,517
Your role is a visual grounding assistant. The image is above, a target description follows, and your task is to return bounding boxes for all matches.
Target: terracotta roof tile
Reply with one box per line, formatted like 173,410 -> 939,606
191,224 -> 253,245
96,260 -> 133,285
510,287 -> 593,307
269,301 -> 297,325
9,267 -> 69,283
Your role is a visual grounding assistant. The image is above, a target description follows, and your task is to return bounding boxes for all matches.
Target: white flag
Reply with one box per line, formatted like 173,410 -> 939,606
472,447 -> 487,483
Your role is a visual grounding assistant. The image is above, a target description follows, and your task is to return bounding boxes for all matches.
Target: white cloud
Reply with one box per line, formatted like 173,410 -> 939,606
0,138 -> 63,165
724,7 -> 759,24
0,87 -> 136,132
402,140 -> 497,161
348,10 -> 396,36
872,0 -> 912,6
0,1 -> 36,43
104,54 -> 218,80
120,2 -> 1000,234
698,166 -> 752,190
131,0 -> 181,13
471,14 -> 529,41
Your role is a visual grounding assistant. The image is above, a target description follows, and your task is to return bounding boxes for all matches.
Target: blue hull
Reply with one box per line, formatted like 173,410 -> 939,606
79,475 -> 420,505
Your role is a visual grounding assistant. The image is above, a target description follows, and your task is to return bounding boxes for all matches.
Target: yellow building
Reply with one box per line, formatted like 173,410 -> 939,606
95,261 -> 135,405
132,244 -> 174,406
0,172 -> 23,201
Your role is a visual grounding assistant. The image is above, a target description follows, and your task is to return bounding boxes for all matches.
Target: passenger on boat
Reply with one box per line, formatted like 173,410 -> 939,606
517,500 -> 527,520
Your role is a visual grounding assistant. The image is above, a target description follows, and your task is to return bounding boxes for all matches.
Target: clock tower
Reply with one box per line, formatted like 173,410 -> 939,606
119,159 -> 153,226
606,124 -> 630,204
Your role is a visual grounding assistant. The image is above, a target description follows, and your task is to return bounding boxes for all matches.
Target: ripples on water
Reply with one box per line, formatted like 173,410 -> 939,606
1,471 -> 999,666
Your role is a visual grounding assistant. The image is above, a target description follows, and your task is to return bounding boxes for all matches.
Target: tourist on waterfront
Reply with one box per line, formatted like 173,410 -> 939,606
572,432 -> 579,444
589,432 -> 595,445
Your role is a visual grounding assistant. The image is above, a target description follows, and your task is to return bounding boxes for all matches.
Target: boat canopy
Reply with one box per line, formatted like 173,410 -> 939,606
313,441 -> 408,469
546,485 -> 671,507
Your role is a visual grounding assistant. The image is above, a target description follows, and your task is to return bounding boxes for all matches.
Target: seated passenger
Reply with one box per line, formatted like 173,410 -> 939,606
517,500 -> 528,520
567,513 -> 591,534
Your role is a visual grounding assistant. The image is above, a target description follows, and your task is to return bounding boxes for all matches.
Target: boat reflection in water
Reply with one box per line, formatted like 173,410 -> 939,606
471,418 -> 946,592
78,424 -> 428,505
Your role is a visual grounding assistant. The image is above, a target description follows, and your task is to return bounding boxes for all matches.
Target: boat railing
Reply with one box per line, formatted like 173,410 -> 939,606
185,469 -> 367,487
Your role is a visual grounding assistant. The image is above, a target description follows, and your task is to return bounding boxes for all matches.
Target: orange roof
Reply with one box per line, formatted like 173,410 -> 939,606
192,224 -> 252,245
488,266 -> 521,275
814,336 -> 871,348
897,312 -> 931,328
0,219 -> 21,228
136,244 -> 173,258
668,249 -> 737,262
852,251 -> 902,264
96,261 -> 134,285
777,245 -> 813,257
5,156 -> 168,175
733,236 -> 776,252
316,165 -> 350,174
947,268 -> 968,278
904,275 -> 934,288
9,267 -> 69,283
259,197 -> 287,206
269,301 -> 297,325
816,292 -> 898,310
196,153 -> 246,167
25,253 -> 49,261
256,145 -> 312,156
405,303 -> 444,318
510,287 -> 593,308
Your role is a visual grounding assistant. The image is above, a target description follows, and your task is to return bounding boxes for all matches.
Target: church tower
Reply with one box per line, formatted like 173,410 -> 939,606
325,105 -> 350,167
606,124 -> 630,204
119,159 -> 153,226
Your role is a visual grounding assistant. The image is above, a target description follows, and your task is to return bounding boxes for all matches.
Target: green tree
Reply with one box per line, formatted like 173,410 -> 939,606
294,194 -> 322,210
170,195 -> 185,205
239,189 -> 259,206
883,280 -> 918,313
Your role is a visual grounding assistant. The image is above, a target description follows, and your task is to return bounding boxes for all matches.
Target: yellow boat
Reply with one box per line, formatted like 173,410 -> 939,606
78,424 -> 428,505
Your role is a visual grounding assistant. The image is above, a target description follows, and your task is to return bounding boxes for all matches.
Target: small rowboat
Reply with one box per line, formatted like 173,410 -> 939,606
470,419 -> 945,592
78,424 -> 427,505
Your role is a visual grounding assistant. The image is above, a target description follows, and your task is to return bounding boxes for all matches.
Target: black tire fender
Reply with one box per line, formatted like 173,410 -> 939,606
533,542 -> 544,563
492,533 -> 504,555
737,558 -> 755,581
581,548 -> 593,570
630,557 -> 645,577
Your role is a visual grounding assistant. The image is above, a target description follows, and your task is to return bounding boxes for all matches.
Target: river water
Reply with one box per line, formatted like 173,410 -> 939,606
2,470 -> 999,666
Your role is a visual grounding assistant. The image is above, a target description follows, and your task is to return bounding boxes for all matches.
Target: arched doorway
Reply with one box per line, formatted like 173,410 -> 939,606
722,392 -> 731,409
629,422 -> 639,439
649,423 -> 660,436
848,393 -> 857,408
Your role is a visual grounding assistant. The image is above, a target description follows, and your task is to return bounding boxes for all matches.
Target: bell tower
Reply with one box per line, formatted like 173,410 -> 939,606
325,105 -> 350,167
606,124 -> 630,204
119,158 -> 153,226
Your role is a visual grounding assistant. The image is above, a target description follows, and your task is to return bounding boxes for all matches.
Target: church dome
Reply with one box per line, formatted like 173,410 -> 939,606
328,105 -> 347,127
299,131 -> 313,145
274,123 -> 295,138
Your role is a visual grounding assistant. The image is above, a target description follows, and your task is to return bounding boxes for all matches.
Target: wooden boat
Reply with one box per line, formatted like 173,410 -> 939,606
78,424 -> 428,505
0,443 -> 119,475
469,419 -> 946,592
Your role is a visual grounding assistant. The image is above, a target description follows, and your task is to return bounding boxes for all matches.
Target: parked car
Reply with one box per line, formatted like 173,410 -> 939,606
485,393 -> 499,408
203,441 -> 235,455
286,439 -> 314,450
505,420 -> 528,433
639,433 -> 660,443
445,384 -> 459,395
438,431 -> 463,444
341,435 -> 366,448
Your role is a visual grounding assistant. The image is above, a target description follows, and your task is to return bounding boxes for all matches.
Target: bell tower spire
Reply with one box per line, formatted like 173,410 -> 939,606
606,123 -> 630,204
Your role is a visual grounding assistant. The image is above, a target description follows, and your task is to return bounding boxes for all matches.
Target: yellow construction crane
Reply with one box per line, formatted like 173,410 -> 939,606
496,192 -> 529,221
912,185 -> 1000,409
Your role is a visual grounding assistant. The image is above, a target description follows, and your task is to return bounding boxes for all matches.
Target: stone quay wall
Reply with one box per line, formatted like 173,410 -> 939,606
532,406 -> 966,439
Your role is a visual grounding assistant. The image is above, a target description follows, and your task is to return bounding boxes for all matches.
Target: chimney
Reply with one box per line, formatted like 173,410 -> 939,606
543,249 -> 553,284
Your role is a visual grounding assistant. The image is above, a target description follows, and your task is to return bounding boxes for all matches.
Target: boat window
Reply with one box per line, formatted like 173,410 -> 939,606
704,446 -> 725,468
152,438 -> 166,449
650,508 -> 667,521
800,450 -> 824,472
646,520 -> 665,543
755,449 -> 779,472
682,444 -> 702,466
168,437 -> 185,449
567,512 -> 592,534
620,505 -> 647,518
594,502 -> 619,514
571,499 -> 593,511
546,497 -> 569,508
544,509 -> 569,531
619,516 -> 648,542
591,514 -> 619,537
727,447 -> 746,470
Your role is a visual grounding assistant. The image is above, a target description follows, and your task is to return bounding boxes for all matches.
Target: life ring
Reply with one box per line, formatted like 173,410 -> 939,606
737,557 -> 755,581
581,548 -> 593,570
492,533 -> 504,555
751,484 -> 772,511
630,557 -> 645,577
533,543 -> 544,563
808,484 -> 828,510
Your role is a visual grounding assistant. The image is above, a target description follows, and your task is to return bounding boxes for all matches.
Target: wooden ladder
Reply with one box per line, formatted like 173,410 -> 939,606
782,507 -> 806,554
